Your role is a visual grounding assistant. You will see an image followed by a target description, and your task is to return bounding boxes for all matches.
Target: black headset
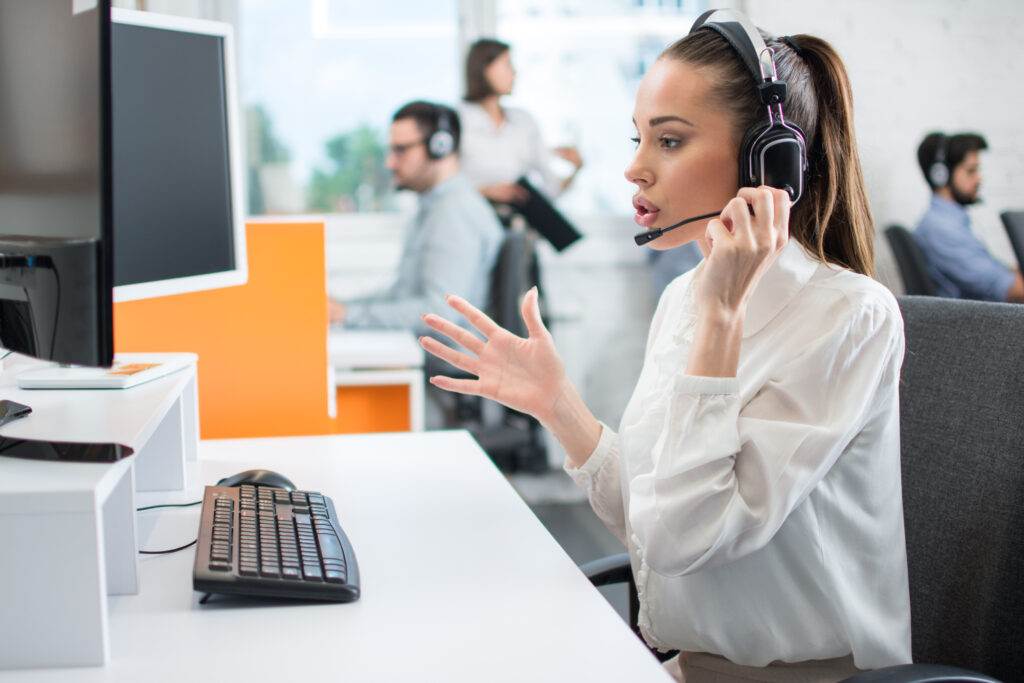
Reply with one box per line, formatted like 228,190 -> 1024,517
426,107 -> 456,160
928,134 -> 949,187
693,9 -> 808,203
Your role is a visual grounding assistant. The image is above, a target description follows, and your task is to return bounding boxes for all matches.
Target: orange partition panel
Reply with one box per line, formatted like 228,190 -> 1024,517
334,385 -> 411,433
114,222 -> 333,439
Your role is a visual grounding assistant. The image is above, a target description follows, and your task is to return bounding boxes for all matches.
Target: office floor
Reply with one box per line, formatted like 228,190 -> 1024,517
509,470 -> 630,624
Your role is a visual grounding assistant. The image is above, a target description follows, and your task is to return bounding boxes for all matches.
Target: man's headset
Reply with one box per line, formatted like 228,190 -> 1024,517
426,107 -> 456,160
634,9 -> 809,246
928,134 -> 949,188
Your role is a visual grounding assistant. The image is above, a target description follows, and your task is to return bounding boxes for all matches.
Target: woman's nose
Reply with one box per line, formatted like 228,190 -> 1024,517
624,155 -> 653,188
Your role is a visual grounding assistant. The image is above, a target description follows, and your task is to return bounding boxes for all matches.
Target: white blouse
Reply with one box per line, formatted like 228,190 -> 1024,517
457,101 -> 560,197
566,240 -> 913,669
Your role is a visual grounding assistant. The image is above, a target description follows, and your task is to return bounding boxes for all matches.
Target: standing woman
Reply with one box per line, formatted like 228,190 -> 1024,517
421,10 -> 912,683
459,38 -> 583,206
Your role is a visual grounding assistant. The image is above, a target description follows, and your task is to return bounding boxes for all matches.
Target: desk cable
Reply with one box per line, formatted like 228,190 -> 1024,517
136,499 -> 202,555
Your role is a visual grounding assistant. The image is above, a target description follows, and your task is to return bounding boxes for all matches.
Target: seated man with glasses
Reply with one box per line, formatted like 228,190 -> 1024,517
330,101 -> 504,334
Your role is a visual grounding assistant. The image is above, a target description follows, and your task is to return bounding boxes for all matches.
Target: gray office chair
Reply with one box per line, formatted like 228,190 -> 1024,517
583,296 -> 1024,681
998,210 -> 1024,274
885,225 -> 937,296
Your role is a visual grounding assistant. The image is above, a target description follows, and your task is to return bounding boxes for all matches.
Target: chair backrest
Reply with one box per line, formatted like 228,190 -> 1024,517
488,228 -> 538,336
999,210 -> 1024,274
897,296 -> 1024,680
886,225 -> 937,296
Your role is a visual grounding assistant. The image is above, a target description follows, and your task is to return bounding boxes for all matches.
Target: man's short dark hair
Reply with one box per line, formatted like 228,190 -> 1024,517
391,101 -> 461,155
917,131 -> 988,188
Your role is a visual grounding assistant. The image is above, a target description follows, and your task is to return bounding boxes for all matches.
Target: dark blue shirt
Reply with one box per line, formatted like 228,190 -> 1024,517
913,196 -> 1013,301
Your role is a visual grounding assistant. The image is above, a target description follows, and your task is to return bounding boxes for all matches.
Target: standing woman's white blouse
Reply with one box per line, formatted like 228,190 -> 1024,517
566,239 -> 912,669
458,101 -> 560,197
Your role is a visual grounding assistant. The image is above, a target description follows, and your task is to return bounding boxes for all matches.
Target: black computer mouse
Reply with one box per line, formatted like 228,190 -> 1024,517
217,469 -> 296,491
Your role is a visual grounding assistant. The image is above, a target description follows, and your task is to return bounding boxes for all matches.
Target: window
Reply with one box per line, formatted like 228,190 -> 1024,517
239,0 -> 459,214
493,0 -> 707,217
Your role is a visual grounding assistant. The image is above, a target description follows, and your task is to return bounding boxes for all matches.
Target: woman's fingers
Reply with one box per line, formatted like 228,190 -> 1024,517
769,187 -> 791,250
419,335 -> 479,376
421,313 -> 485,354
735,187 -> 774,251
520,286 -> 547,339
706,218 -> 732,250
428,374 -> 481,396
445,294 -> 500,338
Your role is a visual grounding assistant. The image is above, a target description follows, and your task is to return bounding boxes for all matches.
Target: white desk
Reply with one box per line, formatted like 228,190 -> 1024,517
1,431 -> 670,681
330,329 -> 426,431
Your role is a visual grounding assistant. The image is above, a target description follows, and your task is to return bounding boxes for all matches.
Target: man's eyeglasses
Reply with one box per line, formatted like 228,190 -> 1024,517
388,140 -> 426,157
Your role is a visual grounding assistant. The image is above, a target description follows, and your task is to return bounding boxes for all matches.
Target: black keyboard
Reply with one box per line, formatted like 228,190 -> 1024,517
192,484 -> 360,602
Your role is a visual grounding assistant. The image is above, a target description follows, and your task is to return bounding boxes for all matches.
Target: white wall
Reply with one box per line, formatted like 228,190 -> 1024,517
743,0 -> 1024,290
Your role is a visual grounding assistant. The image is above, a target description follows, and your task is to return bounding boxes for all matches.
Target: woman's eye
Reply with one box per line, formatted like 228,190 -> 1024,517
629,136 -> 640,147
659,137 -> 681,149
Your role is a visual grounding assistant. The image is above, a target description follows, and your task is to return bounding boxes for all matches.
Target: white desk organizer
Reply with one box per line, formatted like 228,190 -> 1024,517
0,353 -> 198,669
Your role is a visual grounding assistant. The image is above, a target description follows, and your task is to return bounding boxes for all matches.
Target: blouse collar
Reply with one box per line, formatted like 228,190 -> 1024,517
740,239 -> 822,339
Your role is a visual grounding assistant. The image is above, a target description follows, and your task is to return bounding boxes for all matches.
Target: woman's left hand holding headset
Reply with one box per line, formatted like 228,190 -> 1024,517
686,186 -> 791,377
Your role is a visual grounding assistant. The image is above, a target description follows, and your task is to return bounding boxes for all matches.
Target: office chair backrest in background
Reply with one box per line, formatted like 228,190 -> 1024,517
999,210 -> 1024,273
886,225 -> 937,296
897,296 -> 1024,681
488,227 -> 535,336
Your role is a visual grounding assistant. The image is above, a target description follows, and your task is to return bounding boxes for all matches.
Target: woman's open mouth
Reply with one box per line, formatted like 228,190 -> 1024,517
633,195 -> 661,228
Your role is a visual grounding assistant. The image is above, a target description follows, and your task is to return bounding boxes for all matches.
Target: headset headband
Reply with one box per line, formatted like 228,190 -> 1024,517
690,9 -> 787,107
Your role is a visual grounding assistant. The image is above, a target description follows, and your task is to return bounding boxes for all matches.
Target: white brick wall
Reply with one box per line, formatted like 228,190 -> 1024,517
744,0 -> 1024,291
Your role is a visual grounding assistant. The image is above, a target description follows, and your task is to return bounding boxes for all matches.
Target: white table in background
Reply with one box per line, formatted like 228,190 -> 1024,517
330,329 -> 426,431
0,431 -> 670,682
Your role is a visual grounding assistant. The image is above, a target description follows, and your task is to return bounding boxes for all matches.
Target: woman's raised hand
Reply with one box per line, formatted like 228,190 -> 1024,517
697,186 -> 791,317
419,287 -> 567,423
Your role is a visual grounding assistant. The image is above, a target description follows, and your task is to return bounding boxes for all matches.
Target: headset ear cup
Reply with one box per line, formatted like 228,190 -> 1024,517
738,122 -> 770,189
928,161 -> 949,188
738,121 -> 808,203
428,130 -> 455,160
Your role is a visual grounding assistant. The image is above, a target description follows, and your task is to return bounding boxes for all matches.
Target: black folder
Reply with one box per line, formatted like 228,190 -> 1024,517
513,177 -> 582,252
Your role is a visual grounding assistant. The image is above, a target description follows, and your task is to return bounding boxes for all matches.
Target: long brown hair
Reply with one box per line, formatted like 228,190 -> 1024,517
662,30 -> 875,276
463,38 -> 510,103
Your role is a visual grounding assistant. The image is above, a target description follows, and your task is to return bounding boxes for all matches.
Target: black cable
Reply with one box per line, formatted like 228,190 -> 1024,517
139,539 -> 197,555
136,500 -> 202,512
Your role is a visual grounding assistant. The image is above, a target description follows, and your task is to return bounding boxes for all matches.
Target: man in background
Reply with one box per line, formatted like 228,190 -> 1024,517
913,132 -> 1024,302
329,101 -> 504,331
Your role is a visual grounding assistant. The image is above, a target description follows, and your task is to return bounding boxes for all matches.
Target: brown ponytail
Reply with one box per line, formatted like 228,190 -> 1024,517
662,31 -> 875,276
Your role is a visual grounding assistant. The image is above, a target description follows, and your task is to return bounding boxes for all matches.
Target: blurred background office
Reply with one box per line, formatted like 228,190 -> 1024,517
113,0 -> 1024,569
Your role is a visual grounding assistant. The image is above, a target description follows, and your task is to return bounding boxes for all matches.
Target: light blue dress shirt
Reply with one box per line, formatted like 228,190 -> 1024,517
913,195 -> 1014,301
343,173 -> 504,335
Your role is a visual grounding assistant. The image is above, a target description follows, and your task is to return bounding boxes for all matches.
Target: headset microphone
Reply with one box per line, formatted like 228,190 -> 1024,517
633,210 -> 721,246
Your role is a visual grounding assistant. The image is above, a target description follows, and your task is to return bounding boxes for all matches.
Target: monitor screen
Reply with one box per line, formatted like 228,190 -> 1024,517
111,15 -> 245,297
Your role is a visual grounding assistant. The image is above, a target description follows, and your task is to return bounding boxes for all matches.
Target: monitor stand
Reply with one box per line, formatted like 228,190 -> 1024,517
15,352 -> 195,390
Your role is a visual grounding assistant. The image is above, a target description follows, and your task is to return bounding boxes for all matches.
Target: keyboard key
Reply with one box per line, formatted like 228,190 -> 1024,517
324,570 -> 346,583
317,533 -> 345,561
302,566 -> 323,580
282,567 -> 301,580
209,561 -> 231,571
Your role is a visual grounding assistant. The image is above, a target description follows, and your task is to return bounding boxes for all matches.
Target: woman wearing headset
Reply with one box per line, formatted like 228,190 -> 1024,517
421,11 -> 911,682
459,38 -> 583,205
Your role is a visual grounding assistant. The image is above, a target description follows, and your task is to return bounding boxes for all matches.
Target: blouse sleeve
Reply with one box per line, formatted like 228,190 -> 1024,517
563,276 -> 689,545
630,297 -> 904,578
521,111 -> 561,198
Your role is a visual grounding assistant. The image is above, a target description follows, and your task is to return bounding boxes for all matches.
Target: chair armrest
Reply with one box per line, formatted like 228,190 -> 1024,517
841,663 -> 1000,683
580,552 -> 631,587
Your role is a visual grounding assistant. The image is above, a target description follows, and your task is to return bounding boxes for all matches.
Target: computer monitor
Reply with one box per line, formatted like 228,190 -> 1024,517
0,0 -> 114,367
110,9 -> 247,302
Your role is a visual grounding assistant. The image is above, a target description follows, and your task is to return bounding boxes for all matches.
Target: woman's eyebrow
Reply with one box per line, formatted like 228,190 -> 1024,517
649,115 -> 695,128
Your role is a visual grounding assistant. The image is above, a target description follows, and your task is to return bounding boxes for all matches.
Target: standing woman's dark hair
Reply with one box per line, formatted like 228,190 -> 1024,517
662,31 -> 875,277
464,38 -> 511,102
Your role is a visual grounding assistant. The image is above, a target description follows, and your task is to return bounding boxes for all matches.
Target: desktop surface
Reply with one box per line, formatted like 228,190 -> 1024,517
2,431 -> 670,681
